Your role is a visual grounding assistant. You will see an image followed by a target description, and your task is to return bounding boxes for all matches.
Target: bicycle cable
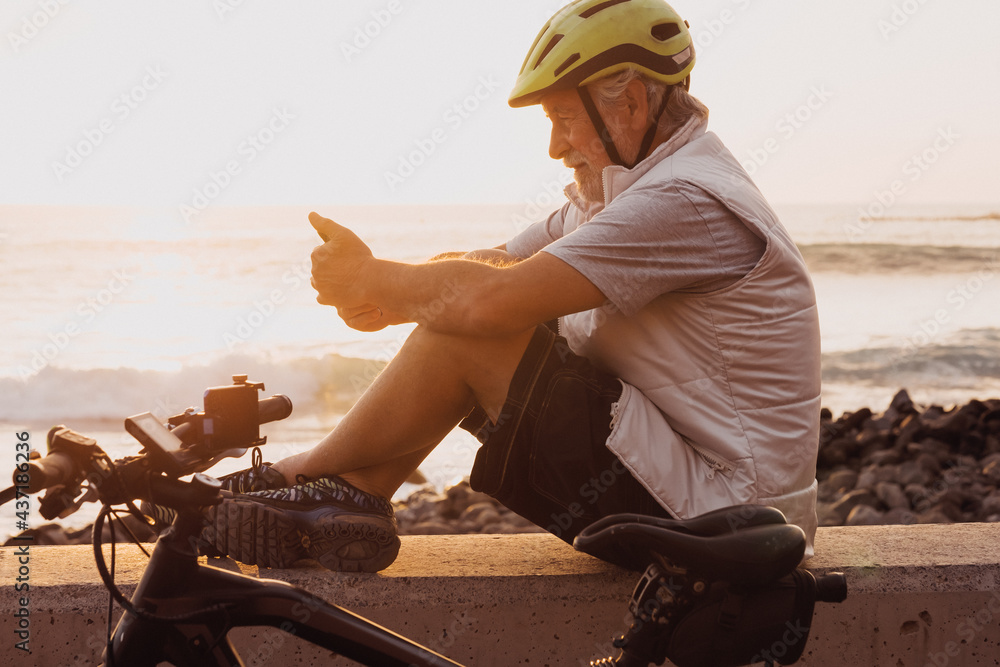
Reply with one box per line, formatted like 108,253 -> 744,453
92,503 -> 238,625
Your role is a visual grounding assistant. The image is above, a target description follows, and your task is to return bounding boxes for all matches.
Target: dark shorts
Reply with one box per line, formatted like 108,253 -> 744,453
460,324 -> 671,544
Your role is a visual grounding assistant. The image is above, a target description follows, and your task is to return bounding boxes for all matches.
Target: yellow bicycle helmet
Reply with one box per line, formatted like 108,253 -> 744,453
509,0 -> 696,109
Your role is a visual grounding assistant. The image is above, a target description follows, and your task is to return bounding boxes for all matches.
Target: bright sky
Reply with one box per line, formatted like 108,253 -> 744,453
2,0 -> 998,209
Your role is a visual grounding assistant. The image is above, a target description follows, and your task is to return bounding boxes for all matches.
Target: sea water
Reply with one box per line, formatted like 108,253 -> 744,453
2,202 -> 999,531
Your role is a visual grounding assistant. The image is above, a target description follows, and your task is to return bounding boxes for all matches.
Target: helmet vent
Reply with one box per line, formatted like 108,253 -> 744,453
553,53 -> 582,77
651,22 -> 681,42
579,0 -> 630,19
534,34 -> 564,69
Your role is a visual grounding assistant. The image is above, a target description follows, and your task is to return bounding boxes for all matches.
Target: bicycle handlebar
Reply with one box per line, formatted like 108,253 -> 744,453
11,387 -> 293,499
257,394 -> 293,425
24,450 -> 78,494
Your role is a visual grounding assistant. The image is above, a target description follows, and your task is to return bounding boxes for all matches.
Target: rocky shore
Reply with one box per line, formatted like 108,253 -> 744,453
816,390 -> 1000,527
394,390 -> 1000,533
7,390 -> 1000,546
393,482 -> 544,536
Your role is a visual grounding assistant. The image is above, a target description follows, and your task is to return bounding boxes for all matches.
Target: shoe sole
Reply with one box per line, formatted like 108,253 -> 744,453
203,499 -> 400,573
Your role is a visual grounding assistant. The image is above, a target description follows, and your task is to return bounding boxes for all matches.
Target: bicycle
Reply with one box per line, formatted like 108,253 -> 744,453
4,376 -> 847,666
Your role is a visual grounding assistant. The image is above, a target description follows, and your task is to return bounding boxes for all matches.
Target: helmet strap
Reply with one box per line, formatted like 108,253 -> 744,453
577,87 -> 625,167
577,85 -> 671,170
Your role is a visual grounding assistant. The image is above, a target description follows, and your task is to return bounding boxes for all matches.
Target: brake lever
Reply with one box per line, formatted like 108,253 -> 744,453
39,483 -> 86,520
43,483 -> 101,520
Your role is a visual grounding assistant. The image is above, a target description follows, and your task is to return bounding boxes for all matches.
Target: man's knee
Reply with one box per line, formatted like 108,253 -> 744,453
403,324 -> 534,366
403,325 -> 536,417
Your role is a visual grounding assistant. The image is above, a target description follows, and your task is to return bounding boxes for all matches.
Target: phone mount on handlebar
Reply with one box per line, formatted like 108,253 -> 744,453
125,375 -> 291,478
14,375 -> 292,521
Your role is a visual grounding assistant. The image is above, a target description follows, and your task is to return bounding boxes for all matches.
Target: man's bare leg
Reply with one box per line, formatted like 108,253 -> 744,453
271,325 -> 536,499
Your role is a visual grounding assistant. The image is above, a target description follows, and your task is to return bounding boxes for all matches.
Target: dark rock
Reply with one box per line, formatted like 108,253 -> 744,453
916,401 -> 988,448
982,459 -> 1000,485
4,514 -> 155,547
828,488 -> 878,524
816,502 -> 843,527
845,505 -> 885,526
875,482 -> 910,511
439,482 -> 494,520
459,502 -> 499,524
980,491 -> 1000,517
982,408 -> 1000,434
408,520 -> 458,535
906,438 -> 952,465
897,460 -> 933,487
867,389 -> 917,432
818,469 -> 858,501
893,413 -> 922,449
883,508 -> 918,525
393,480 -> 543,536
818,437 -> 859,468
917,507 -> 956,525
866,449 -> 902,466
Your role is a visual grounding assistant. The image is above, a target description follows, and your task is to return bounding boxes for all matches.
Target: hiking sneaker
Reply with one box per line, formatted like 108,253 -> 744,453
202,475 -> 400,573
141,447 -> 287,528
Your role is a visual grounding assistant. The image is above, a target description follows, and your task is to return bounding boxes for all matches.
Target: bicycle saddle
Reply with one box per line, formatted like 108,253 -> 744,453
573,505 -> 805,583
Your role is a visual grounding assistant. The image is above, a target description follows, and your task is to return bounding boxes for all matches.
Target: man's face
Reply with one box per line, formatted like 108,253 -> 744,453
542,89 -> 620,204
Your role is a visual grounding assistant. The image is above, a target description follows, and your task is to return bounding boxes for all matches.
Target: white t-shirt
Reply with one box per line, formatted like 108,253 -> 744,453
507,179 -> 767,316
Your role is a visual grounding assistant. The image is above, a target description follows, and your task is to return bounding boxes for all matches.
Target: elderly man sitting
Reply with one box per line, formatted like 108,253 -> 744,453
186,0 -> 821,573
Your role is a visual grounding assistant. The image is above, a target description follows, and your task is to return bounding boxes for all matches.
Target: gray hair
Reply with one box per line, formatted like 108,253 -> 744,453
587,68 -> 709,138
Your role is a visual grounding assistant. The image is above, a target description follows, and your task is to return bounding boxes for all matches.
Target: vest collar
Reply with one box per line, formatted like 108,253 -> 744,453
564,117 -> 709,214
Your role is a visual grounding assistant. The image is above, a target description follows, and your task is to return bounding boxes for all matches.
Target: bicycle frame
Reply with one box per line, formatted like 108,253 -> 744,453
102,512 -> 464,667
9,381 -> 844,667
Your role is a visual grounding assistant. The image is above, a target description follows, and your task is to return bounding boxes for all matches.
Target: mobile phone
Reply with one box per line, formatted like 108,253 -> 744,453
125,412 -> 186,476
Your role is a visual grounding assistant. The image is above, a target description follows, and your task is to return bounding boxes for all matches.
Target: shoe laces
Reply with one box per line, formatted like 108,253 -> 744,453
224,446 -> 268,493
253,476 -> 393,515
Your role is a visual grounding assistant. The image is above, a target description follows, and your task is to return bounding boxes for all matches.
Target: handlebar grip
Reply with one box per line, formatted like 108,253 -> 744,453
20,451 -> 78,493
815,572 -> 848,603
258,395 -> 292,425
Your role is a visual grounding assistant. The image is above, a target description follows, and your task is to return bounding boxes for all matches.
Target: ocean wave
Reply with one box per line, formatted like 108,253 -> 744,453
5,329 -> 1000,424
800,243 -> 999,274
822,328 -> 1000,387
872,212 -> 1000,223
0,353 -> 386,423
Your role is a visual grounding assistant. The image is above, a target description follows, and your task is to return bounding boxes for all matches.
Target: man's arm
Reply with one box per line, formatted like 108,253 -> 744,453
430,246 -> 518,266
309,212 -> 605,336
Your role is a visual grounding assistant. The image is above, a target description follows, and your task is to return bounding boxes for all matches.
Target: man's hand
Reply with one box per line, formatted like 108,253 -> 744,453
308,210 -> 607,337
309,211 -> 389,330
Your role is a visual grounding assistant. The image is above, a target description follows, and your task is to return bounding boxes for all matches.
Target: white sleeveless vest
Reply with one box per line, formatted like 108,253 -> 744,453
559,123 -> 821,555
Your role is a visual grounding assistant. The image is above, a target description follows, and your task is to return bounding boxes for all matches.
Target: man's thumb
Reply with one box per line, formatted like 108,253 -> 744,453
309,211 -> 338,242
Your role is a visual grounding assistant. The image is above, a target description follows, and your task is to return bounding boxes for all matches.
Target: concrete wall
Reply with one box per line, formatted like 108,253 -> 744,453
2,524 -> 1000,666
